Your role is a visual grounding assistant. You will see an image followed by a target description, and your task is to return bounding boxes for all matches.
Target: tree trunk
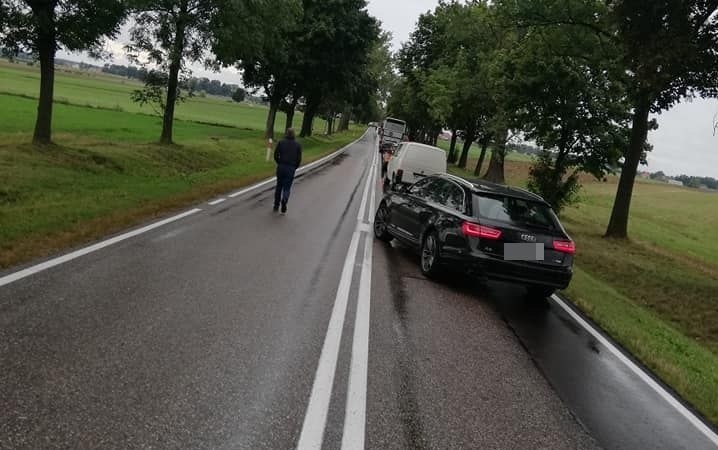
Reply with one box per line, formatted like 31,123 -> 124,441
327,114 -> 334,135
265,96 -> 280,140
484,128 -> 508,183
285,97 -> 298,130
339,106 -> 351,131
474,138 -> 489,177
458,128 -> 476,169
300,101 -> 317,137
160,13 -> 187,145
32,7 -> 55,145
605,98 -> 651,238
447,129 -> 458,163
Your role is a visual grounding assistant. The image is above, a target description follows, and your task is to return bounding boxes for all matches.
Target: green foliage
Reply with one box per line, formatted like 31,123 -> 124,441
130,70 -> 192,116
231,87 -> 246,103
0,0 -> 127,55
527,150 -> 581,214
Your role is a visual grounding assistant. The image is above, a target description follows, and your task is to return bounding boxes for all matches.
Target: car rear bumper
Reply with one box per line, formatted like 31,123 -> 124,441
442,250 -> 573,289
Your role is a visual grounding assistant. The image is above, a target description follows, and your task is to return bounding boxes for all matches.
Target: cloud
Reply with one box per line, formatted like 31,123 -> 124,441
647,98 -> 718,178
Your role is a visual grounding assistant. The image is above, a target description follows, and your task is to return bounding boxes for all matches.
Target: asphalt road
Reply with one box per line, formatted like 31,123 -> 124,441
0,129 -> 715,449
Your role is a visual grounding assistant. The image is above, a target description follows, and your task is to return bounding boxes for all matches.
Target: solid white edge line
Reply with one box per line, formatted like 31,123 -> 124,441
297,231 -> 362,450
208,198 -> 226,206
341,157 -> 377,450
550,294 -> 718,447
0,209 -> 203,288
357,150 -> 378,223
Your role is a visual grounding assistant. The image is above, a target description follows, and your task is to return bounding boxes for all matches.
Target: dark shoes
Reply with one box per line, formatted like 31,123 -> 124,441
273,204 -> 279,212
281,203 -> 287,214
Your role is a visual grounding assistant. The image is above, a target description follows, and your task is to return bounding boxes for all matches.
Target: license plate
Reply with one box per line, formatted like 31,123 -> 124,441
504,243 -> 544,261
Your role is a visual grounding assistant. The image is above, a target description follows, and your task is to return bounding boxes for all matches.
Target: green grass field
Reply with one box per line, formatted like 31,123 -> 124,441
450,153 -> 718,424
0,62 -> 359,268
0,60 -> 323,133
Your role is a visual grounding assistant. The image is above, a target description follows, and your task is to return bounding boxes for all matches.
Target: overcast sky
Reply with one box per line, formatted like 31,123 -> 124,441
60,0 -> 718,178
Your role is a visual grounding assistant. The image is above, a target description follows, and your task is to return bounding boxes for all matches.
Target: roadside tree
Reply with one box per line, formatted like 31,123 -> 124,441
0,0 -> 127,144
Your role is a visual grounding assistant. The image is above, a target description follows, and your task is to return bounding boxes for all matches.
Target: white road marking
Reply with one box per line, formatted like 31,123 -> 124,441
341,148 -> 378,450
356,223 -> 372,233
551,294 -> 718,447
208,198 -> 226,206
228,178 -> 276,198
357,151 -> 377,223
297,133 -> 378,450
0,209 -> 203,288
297,230 -> 361,450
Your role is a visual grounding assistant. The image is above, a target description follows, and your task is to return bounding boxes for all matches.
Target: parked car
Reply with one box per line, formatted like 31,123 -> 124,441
384,142 -> 447,190
373,174 -> 575,298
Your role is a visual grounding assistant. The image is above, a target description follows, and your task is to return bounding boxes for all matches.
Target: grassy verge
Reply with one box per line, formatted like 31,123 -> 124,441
449,152 -> 718,425
565,268 -> 718,424
0,94 -> 362,269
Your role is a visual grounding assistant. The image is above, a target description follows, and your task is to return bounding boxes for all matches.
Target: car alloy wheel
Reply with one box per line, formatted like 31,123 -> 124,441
421,232 -> 441,277
374,206 -> 393,242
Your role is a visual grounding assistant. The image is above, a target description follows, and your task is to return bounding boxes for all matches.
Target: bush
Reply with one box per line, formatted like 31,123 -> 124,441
527,150 -> 581,214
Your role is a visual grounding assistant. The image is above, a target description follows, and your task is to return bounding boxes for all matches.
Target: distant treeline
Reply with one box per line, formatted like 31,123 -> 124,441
649,171 -> 718,190
102,64 -> 242,99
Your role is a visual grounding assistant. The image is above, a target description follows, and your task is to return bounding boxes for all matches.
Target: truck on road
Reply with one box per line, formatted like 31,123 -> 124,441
380,117 -> 407,147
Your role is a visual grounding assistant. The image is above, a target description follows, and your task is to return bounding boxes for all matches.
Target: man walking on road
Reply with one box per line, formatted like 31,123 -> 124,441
274,128 -> 302,214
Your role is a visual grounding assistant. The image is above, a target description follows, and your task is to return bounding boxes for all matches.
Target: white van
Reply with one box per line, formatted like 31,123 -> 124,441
385,142 -> 447,189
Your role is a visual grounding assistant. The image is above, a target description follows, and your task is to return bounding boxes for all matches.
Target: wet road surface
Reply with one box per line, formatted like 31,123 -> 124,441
0,129 -> 715,449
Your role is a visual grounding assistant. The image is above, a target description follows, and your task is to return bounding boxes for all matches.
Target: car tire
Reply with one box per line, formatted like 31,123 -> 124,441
527,286 -> 555,299
374,205 -> 393,243
420,231 -> 442,278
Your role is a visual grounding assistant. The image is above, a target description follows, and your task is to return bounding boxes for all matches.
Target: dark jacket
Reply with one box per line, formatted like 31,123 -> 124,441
274,138 -> 302,168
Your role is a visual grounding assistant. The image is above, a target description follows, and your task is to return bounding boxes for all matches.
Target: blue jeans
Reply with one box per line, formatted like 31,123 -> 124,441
275,164 -> 297,207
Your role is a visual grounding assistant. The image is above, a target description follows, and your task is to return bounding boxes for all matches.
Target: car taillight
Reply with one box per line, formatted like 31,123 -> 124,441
396,169 -> 403,183
553,240 -> 576,255
461,222 -> 502,240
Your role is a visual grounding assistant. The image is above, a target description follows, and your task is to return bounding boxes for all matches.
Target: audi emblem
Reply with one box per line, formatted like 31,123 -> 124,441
521,234 -> 537,242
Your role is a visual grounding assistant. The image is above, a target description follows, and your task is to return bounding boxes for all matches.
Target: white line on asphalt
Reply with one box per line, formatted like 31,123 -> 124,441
367,150 -> 377,225
228,178 -> 276,198
357,149 -> 378,223
297,230 -> 361,450
0,209 -> 203,289
208,198 -> 226,206
341,150 -> 377,450
297,132 -> 377,450
551,294 -> 718,447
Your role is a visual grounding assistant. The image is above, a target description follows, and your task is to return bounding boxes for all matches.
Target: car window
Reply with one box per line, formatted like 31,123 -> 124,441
429,179 -> 465,212
407,177 -> 436,198
476,194 -> 558,230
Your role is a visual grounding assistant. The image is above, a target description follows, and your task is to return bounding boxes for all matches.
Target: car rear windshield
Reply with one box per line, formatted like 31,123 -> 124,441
474,193 -> 559,231
384,120 -> 405,134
